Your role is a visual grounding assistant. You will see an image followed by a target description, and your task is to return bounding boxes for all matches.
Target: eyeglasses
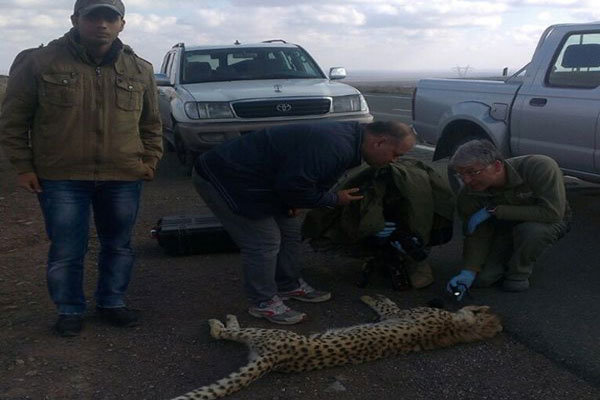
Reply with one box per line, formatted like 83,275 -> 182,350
454,165 -> 490,179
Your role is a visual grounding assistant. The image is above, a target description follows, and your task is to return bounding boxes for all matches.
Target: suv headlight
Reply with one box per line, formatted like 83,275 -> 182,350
332,94 -> 368,113
184,102 -> 234,119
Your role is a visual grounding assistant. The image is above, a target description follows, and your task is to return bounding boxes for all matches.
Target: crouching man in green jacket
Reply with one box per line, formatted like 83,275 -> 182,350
446,140 -> 570,298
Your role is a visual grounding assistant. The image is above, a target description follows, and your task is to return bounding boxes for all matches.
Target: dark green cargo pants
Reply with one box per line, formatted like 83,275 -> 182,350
474,220 -> 569,286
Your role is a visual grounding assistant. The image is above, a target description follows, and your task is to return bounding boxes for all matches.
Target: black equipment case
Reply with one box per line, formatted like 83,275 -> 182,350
151,215 -> 238,256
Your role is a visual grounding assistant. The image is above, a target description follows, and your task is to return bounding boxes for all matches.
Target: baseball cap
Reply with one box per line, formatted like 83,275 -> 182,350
74,0 -> 125,17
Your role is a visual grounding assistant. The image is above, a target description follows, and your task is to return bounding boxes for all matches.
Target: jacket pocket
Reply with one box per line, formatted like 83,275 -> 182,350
40,72 -> 80,107
115,77 -> 144,111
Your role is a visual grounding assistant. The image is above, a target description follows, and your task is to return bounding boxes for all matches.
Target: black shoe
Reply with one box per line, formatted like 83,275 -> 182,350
96,307 -> 140,327
55,314 -> 83,337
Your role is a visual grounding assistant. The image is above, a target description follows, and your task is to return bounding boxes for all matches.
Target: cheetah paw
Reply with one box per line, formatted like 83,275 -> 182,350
360,295 -> 375,305
208,318 -> 225,338
225,314 -> 240,329
375,294 -> 395,305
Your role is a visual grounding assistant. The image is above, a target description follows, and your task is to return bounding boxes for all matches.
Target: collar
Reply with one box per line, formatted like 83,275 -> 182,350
501,159 -> 524,189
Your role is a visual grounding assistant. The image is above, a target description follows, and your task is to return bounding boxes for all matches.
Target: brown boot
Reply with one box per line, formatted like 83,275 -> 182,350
407,259 -> 434,289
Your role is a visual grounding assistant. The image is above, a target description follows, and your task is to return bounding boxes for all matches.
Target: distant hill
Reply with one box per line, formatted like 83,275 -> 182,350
348,81 -> 416,95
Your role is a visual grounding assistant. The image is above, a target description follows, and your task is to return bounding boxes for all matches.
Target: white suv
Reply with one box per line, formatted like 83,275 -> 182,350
155,40 -> 373,166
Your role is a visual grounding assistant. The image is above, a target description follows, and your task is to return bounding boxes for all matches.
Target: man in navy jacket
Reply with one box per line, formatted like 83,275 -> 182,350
193,121 -> 416,324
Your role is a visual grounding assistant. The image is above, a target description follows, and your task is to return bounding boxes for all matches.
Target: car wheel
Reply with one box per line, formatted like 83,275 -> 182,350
174,132 -> 192,165
162,135 -> 175,152
174,131 -> 197,175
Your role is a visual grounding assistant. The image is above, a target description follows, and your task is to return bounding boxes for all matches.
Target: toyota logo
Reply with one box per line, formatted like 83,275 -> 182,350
276,103 -> 292,112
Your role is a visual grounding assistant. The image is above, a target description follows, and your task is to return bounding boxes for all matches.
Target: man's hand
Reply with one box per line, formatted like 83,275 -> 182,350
336,187 -> 363,206
467,207 -> 493,234
142,165 -> 155,181
446,269 -> 477,301
17,172 -> 42,193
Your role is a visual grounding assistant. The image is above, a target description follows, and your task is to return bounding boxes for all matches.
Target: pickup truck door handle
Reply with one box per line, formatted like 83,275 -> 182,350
529,98 -> 547,107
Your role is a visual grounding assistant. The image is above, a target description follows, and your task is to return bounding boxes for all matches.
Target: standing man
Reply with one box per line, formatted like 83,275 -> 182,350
0,0 -> 163,336
193,121 -> 416,325
446,140 -> 569,299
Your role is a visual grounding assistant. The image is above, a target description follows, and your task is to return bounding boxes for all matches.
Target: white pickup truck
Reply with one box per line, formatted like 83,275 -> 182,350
155,40 -> 372,168
413,22 -> 600,186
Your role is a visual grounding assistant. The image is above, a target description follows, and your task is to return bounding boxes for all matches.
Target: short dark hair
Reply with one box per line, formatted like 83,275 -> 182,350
364,121 -> 415,141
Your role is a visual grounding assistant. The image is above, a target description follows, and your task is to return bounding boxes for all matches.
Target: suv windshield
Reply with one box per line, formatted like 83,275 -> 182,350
180,47 -> 325,83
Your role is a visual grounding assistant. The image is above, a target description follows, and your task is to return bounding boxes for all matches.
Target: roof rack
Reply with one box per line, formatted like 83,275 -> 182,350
172,42 -> 185,48
262,39 -> 288,44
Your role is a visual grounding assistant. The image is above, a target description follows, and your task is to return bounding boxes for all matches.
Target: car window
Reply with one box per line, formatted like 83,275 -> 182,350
161,52 -> 173,74
547,31 -> 600,89
180,47 -> 325,83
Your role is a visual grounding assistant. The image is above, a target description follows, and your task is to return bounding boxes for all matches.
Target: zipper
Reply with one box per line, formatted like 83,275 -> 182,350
94,66 -> 102,178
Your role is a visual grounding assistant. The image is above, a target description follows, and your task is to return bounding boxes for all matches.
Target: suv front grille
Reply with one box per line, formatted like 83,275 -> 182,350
233,98 -> 331,118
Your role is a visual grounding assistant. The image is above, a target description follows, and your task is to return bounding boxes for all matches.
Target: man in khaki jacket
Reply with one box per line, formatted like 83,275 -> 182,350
446,140 -> 569,299
0,0 -> 162,336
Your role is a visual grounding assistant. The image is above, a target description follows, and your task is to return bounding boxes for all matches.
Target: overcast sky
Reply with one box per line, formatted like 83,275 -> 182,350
0,0 -> 598,77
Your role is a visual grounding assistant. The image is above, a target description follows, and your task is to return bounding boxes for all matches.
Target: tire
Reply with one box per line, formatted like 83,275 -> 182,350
446,136 -> 480,194
162,136 -> 175,153
174,131 -> 197,176
447,165 -> 464,195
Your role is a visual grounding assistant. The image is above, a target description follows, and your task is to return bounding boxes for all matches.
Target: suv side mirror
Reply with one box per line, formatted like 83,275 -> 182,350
329,67 -> 347,80
154,73 -> 172,87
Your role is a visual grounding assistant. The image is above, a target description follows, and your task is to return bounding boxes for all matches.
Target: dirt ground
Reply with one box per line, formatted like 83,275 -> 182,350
2,144 -> 600,400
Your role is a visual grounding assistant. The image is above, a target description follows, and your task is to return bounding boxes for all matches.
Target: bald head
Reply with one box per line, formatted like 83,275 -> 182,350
361,121 -> 416,167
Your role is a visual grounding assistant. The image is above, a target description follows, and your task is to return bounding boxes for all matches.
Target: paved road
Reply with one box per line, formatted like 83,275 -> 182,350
151,95 -> 600,398
153,149 -> 600,399
366,92 -> 600,388
364,93 -> 413,124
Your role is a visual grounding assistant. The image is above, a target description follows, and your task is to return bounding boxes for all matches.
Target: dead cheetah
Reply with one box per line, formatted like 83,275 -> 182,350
171,295 -> 502,399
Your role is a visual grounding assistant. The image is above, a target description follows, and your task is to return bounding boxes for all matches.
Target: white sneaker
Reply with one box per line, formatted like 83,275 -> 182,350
278,279 -> 332,303
248,296 -> 306,325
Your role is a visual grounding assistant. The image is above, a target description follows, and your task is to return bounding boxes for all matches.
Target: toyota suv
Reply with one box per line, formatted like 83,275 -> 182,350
155,40 -> 373,167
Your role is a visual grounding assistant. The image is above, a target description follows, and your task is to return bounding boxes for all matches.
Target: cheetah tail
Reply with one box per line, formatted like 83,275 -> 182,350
170,356 -> 275,400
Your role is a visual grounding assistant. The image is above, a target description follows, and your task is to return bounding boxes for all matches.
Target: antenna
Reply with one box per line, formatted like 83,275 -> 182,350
452,65 -> 471,78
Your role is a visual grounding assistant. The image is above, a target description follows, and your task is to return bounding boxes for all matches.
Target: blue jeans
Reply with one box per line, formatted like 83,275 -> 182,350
38,180 -> 142,315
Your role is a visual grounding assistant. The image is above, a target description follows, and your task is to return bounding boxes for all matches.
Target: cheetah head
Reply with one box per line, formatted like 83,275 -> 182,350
457,305 -> 503,339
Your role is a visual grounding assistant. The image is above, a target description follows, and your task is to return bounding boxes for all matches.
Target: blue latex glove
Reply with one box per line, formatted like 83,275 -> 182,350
446,269 -> 477,301
375,221 -> 396,238
467,207 -> 493,235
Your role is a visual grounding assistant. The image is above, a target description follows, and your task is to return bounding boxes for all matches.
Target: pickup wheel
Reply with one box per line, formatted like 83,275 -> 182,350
447,165 -> 463,194
446,136 -> 480,194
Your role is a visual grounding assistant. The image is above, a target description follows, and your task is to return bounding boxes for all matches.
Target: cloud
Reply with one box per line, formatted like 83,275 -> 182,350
125,13 -> 178,33
0,0 -> 598,74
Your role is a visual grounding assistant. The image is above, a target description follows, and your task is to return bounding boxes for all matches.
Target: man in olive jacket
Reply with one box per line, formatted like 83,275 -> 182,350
446,140 -> 569,298
0,0 -> 163,336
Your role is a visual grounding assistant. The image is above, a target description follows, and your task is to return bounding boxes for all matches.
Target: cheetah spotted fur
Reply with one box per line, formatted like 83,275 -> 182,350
171,295 -> 502,399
